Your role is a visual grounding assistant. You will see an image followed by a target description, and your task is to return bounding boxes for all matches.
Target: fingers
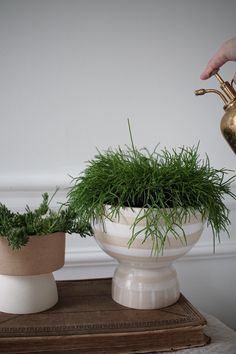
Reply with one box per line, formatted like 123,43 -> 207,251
200,49 -> 228,80
200,37 -> 236,80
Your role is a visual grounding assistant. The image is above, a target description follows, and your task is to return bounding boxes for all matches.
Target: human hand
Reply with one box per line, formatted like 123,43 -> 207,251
200,36 -> 236,83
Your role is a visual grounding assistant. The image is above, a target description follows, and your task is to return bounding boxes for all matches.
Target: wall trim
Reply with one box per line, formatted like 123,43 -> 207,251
180,240 -> 236,260
0,176 -> 236,196
0,174 -> 72,191
63,239 -> 236,271
65,247 -> 117,267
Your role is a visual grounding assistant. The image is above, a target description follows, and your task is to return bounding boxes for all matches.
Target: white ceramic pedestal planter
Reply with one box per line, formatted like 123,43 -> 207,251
0,273 -> 58,314
94,207 -> 205,310
0,232 -> 65,314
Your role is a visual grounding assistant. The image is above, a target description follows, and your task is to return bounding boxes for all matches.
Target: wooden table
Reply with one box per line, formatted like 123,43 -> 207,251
0,278 -> 209,353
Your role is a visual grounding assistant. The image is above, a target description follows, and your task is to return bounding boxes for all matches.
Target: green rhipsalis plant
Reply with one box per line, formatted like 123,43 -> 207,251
68,122 -> 236,254
0,190 -> 92,250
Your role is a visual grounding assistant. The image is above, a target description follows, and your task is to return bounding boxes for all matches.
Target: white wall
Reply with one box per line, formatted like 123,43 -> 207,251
0,0 -> 236,329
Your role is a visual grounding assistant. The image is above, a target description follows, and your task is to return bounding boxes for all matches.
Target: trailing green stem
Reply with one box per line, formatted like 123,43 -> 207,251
0,191 -> 92,249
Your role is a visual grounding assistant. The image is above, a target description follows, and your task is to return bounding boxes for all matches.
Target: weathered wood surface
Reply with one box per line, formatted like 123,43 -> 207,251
0,278 -> 210,353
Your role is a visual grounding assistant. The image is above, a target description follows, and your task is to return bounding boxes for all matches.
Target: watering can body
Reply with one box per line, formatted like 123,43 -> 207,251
195,72 -> 236,154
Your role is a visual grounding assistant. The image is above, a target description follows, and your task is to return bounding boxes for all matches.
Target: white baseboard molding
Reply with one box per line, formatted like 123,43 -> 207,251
65,247 -> 116,267
181,240 -> 236,260
63,239 -> 236,269
53,239 -> 236,281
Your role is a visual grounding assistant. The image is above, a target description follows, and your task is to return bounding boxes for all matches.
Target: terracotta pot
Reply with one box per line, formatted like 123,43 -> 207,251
0,232 -> 65,314
0,232 -> 65,275
94,207 -> 205,310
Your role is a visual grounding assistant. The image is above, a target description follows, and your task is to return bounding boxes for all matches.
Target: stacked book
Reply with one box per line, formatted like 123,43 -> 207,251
0,278 -> 210,353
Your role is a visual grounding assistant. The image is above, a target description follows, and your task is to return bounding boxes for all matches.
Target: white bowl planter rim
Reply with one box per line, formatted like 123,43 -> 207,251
103,204 -> 206,222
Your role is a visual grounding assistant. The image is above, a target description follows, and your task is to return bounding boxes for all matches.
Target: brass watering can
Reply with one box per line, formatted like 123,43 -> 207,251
195,71 -> 236,154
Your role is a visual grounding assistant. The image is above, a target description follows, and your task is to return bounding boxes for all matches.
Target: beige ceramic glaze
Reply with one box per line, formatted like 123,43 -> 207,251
0,232 -> 65,276
94,207 -> 205,310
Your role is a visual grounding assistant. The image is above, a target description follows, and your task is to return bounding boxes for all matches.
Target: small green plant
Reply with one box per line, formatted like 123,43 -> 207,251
68,122 -> 236,253
0,190 -> 92,249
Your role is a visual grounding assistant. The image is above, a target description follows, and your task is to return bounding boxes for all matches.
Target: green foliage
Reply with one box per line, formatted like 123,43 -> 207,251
0,191 -> 92,250
68,133 -> 236,253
